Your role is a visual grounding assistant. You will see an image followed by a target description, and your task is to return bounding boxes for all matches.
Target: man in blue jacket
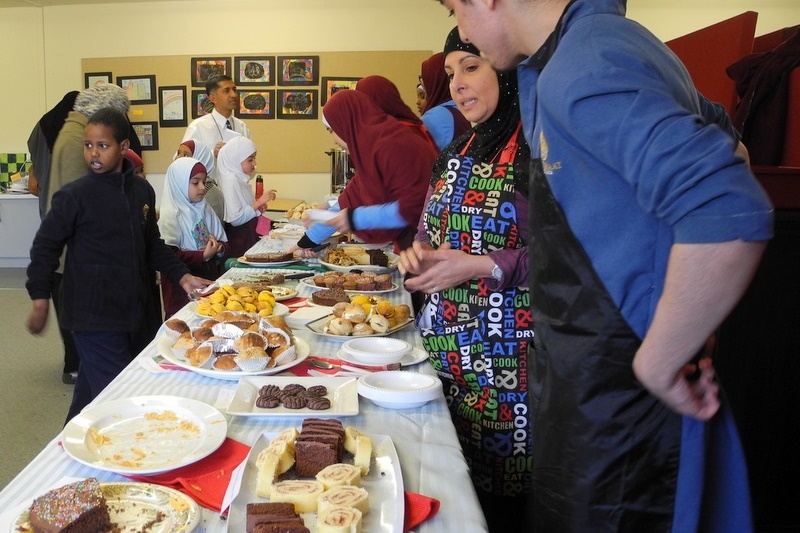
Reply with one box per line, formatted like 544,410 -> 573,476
437,0 -> 773,531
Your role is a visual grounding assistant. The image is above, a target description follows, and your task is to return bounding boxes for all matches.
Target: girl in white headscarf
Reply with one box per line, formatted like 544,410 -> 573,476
174,139 -> 223,221
217,136 -> 276,257
158,157 -> 228,318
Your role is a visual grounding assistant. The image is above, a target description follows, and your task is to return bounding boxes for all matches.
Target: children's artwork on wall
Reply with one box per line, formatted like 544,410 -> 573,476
159,86 -> 187,128
235,56 -> 275,86
191,90 -> 213,119
277,56 -> 319,86
321,77 -> 362,104
84,72 -> 112,89
191,57 -> 231,87
117,75 -> 157,104
235,90 -> 275,119
131,121 -> 159,151
277,90 -> 318,119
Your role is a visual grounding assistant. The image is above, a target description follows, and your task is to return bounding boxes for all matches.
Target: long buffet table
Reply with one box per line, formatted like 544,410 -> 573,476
0,257 -> 488,532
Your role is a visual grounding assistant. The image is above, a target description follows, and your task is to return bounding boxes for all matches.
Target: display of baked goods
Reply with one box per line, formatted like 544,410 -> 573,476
194,284 -> 279,317
306,271 -> 393,291
310,288 -> 350,307
167,314 -> 298,373
323,246 -> 389,267
318,298 -> 412,337
242,252 -> 295,263
250,420 -> 373,532
27,477 -> 111,533
285,201 -> 322,220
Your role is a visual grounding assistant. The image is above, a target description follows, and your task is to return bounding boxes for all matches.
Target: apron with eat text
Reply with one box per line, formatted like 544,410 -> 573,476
418,127 -> 534,498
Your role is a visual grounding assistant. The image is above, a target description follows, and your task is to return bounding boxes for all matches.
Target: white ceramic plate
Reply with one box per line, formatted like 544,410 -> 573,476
338,346 -> 429,368
226,376 -> 359,417
157,335 -> 309,381
357,371 -> 443,409
226,431 -> 403,533
14,481 -> 201,533
305,314 -> 413,340
304,208 -> 337,222
61,396 -> 227,475
188,302 -> 289,318
299,276 -> 399,295
318,251 -> 399,274
237,257 -> 303,267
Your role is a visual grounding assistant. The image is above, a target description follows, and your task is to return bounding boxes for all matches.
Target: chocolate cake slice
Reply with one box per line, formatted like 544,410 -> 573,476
366,249 -> 389,266
295,441 -> 340,477
311,288 -> 350,307
244,252 -> 293,263
246,502 -> 299,533
29,477 -> 111,533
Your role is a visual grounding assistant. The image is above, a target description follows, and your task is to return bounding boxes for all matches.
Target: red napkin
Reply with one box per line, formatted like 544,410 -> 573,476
125,437 -> 250,511
282,297 -> 308,309
404,491 -> 441,531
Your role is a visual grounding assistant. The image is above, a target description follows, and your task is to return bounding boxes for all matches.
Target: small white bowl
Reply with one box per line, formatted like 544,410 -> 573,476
341,337 -> 411,365
356,371 -> 442,409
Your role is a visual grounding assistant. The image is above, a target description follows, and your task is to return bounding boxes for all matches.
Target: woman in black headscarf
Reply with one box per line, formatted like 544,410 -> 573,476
400,27 -> 533,533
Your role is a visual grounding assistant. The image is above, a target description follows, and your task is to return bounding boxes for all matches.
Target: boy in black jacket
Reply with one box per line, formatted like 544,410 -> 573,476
26,108 -> 210,423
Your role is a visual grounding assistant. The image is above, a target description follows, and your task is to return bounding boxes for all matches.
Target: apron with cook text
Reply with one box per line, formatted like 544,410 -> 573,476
418,127 -> 534,498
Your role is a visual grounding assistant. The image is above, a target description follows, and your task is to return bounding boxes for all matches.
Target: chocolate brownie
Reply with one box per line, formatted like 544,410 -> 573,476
311,288 -> 350,307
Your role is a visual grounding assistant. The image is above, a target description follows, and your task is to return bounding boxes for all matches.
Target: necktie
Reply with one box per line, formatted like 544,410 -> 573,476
225,119 -> 233,131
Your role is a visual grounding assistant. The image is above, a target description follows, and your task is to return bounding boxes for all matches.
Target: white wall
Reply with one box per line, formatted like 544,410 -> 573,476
3,0 -> 799,155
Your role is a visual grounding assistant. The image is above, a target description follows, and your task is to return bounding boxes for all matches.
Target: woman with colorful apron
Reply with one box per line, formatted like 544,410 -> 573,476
401,28 -> 534,533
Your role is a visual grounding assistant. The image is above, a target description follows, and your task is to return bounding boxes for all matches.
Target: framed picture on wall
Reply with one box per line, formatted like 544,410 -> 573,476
234,56 -> 275,86
277,56 -> 319,86
131,121 -> 159,151
235,90 -> 275,119
158,86 -> 187,128
277,89 -> 318,119
191,57 -> 231,87
84,72 -> 112,89
116,75 -> 157,104
321,77 -> 362,104
191,90 -> 213,119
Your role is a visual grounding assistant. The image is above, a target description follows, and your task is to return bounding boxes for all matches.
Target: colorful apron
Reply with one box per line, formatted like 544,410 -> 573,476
418,126 -> 534,498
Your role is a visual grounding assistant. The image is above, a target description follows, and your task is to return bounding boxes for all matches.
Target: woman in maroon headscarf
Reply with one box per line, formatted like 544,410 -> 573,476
355,75 -> 437,150
292,89 -> 437,254
420,52 -> 472,151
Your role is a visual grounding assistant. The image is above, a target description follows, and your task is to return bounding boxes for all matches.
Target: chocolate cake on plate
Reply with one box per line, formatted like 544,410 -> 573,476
311,288 -> 350,307
28,477 -> 112,533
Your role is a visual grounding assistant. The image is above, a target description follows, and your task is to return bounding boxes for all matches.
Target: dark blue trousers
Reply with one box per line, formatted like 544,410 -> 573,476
66,331 -> 137,424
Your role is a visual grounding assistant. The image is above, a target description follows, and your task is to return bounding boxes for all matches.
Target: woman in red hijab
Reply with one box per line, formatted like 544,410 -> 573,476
292,89 -> 437,253
420,52 -> 472,151
355,75 -> 437,150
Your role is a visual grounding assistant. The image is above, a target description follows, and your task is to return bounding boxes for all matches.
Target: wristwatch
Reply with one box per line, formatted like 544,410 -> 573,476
491,263 -> 502,281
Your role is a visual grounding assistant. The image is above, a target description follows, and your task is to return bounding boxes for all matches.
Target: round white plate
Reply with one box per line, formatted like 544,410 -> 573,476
338,346 -> 429,368
237,257 -> 302,267
157,336 -> 310,381
305,208 -> 337,222
188,302 -> 289,318
61,396 -> 227,475
318,252 -> 399,273
299,276 -> 398,295
357,371 -> 442,409
15,482 -> 201,533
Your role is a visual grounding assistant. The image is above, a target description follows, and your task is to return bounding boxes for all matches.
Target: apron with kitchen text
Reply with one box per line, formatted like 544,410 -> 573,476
418,126 -> 534,498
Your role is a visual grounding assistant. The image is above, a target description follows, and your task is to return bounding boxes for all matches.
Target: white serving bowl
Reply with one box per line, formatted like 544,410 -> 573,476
341,337 -> 411,365
356,371 -> 442,409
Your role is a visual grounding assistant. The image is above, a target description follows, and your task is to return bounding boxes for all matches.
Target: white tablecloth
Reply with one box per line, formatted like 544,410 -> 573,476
0,265 -> 488,533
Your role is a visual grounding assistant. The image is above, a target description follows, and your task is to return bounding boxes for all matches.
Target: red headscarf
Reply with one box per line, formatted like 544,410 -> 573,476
323,90 -> 437,250
421,52 -> 451,113
356,75 -> 437,150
